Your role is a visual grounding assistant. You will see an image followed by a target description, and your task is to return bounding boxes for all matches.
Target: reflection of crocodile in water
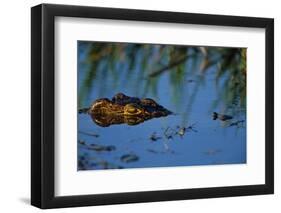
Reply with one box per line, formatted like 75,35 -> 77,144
80,93 -> 173,127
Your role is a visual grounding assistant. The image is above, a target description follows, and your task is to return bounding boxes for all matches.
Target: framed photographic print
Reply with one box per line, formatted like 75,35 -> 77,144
31,3 -> 274,209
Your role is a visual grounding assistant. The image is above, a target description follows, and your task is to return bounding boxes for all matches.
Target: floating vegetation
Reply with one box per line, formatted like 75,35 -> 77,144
164,127 -> 176,140
78,154 -> 123,170
146,148 -> 176,155
149,132 -> 162,142
95,160 -> 123,169
120,154 -> 139,163
212,112 -> 233,121
212,112 -> 245,128
186,123 -> 198,132
78,140 -> 116,152
176,127 -> 186,137
162,124 -> 198,140
88,144 -> 116,152
78,140 -> 87,145
176,123 -> 197,137
78,107 -> 90,114
78,130 -> 99,138
146,149 -> 159,154
228,120 -> 245,128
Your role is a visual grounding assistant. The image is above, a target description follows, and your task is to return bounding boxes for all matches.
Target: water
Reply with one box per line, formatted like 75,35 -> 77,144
77,42 -> 246,170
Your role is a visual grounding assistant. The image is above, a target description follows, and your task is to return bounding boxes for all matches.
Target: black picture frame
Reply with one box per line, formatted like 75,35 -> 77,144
31,3 -> 274,209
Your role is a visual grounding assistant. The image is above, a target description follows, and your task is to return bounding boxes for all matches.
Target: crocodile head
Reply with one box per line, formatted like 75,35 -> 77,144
88,93 -> 172,127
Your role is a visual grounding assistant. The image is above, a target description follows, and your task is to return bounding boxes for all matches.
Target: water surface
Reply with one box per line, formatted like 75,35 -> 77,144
77,42 -> 246,170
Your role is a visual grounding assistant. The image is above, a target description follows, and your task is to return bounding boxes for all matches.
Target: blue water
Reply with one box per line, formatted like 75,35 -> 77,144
77,43 -> 246,170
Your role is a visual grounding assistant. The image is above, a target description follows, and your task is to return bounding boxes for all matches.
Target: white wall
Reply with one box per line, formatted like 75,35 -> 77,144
0,0 -> 279,212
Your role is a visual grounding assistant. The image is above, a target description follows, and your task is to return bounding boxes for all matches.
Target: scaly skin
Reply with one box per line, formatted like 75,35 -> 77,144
87,93 -> 172,127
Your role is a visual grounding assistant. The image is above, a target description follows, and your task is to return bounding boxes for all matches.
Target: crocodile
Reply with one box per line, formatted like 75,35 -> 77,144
80,93 -> 172,127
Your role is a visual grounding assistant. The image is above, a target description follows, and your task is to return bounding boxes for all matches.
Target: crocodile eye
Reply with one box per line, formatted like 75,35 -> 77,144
125,104 -> 141,115
127,106 -> 137,113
